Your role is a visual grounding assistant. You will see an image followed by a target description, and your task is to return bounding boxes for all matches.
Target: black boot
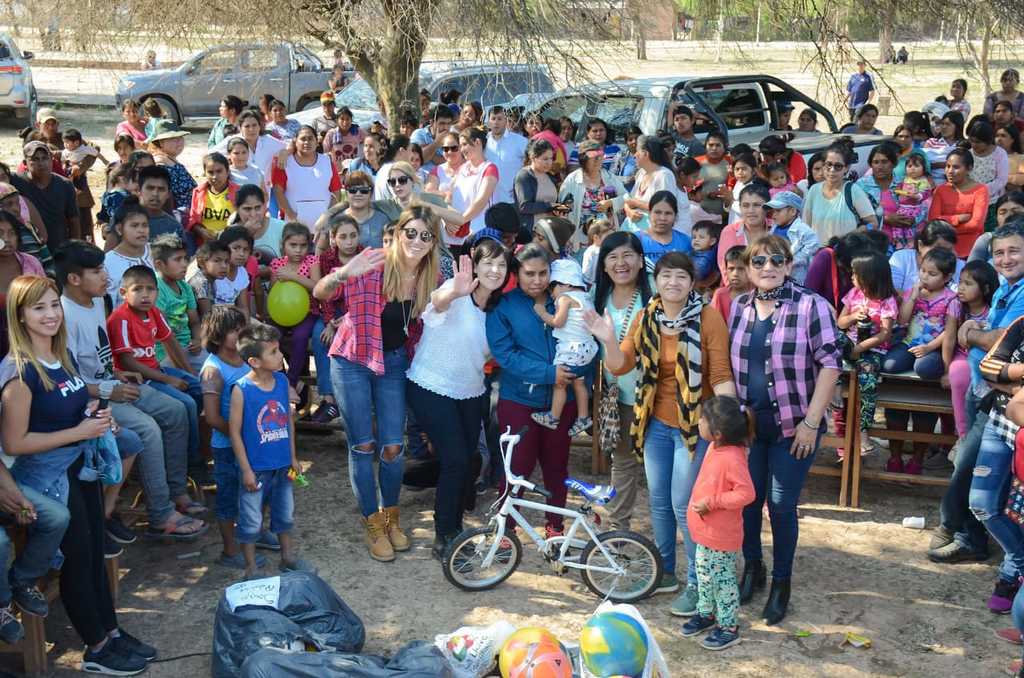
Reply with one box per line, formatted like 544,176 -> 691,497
762,578 -> 791,625
739,559 -> 766,603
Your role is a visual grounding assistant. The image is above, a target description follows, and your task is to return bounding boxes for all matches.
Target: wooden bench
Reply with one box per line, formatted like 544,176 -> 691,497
0,527 -> 119,676
847,371 -> 957,508
808,368 -> 859,506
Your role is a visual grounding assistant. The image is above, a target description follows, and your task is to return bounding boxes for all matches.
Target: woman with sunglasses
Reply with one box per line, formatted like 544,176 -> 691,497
586,250 -> 734,615
558,139 -> 627,241
313,205 -> 441,562
271,125 -> 342,227
374,162 -> 465,227
448,127 -> 499,253
373,134 -> 412,200
425,131 -> 465,195
329,171 -> 391,249
727,235 -> 841,625
802,143 -> 878,243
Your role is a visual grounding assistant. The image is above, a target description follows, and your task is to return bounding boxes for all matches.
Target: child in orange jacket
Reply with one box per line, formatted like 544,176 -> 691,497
681,396 -> 755,651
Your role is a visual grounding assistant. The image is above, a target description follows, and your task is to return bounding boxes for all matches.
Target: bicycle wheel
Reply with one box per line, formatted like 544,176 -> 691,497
442,526 -> 523,592
578,530 -> 662,602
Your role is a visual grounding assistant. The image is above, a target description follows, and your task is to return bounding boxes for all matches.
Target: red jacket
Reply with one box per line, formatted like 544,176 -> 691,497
185,180 -> 239,235
687,444 -> 755,552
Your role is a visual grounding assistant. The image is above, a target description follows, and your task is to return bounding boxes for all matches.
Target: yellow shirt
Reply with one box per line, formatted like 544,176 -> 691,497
202,187 -> 233,235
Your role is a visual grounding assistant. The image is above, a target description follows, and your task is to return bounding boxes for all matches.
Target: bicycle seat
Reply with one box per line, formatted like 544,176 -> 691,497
565,478 -> 616,504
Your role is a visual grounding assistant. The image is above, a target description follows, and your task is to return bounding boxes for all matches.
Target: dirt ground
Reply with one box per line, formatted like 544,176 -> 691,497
0,42 -> 1016,677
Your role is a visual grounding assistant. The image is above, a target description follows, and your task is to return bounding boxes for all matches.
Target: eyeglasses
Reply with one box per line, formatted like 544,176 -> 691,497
347,186 -> 371,195
402,228 -> 434,243
750,254 -> 788,269
823,161 -> 846,171
387,176 -> 412,187
442,145 -> 459,152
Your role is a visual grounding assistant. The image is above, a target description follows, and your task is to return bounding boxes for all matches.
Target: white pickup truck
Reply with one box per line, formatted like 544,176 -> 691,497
531,74 -> 879,168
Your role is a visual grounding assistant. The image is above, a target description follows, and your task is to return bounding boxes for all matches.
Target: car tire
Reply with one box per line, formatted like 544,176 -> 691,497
298,97 -> 319,112
144,95 -> 181,126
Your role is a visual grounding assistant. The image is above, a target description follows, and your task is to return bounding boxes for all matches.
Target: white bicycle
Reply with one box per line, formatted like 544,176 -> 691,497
441,426 -> 662,602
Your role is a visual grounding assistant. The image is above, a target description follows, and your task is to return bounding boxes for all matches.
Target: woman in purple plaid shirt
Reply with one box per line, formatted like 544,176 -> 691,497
727,234 -> 842,625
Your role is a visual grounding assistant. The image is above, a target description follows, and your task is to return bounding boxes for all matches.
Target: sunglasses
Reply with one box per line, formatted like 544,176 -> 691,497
387,176 -> 412,187
442,145 -> 459,152
347,186 -> 371,195
402,228 -> 434,243
750,254 -> 788,269
823,161 -> 846,171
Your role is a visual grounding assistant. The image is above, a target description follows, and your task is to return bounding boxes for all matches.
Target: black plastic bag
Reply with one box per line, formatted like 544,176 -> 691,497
212,571 -> 365,678
239,641 -> 454,677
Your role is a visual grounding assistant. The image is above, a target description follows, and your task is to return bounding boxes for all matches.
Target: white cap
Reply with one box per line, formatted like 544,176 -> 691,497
550,258 -> 586,289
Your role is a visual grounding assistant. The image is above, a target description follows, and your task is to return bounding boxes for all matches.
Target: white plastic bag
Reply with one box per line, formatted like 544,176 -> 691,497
434,620 -> 517,678
579,602 -> 671,678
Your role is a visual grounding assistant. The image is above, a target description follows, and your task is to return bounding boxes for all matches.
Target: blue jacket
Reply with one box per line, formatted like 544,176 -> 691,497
486,288 -> 558,409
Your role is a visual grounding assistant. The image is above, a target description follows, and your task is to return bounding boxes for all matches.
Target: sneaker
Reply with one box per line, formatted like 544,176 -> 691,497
990,579 -> 1020,614
885,456 -> 905,473
923,445 -> 954,470
310,400 -> 340,425
680,613 -> 716,637
928,526 -> 955,551
0,603 -> 23,645
256,529 -> 281,551
655,573 -> 680,595
82,638 -> 147,675
701,626 -> 741,651
11,584 -> 47,617
104,535 -> 124,559
106,515 -> 137,545
927,540 -> 988,564
568,416 -> 593,437
904,459 -> 923,475
995,627 -> 1024,645
110,629 -> 157,661
530,411 -> 560,430
670,584 -> 700,617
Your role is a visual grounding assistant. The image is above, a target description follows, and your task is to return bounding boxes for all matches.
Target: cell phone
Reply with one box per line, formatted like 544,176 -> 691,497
91,398 -> 108,417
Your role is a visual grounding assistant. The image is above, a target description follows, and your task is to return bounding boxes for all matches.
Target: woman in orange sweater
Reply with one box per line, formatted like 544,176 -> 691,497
586,251 -> 735,617
928,148 -> 989,258
680,396 -> 755,651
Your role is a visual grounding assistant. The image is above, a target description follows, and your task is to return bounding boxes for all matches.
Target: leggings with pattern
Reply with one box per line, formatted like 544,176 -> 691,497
695,544 -> 740,628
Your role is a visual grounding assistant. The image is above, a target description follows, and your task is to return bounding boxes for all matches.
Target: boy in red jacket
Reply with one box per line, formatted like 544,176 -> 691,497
681,396 -> 755,651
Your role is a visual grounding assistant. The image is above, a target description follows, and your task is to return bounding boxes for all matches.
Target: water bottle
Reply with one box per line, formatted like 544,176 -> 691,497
856,319 -> 873,343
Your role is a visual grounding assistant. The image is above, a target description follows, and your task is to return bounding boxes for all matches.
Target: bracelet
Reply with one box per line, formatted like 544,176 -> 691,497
800,418 -> 819,431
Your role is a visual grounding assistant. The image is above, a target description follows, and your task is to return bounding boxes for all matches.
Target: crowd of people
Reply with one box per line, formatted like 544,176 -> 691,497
2,64 -> 1024,673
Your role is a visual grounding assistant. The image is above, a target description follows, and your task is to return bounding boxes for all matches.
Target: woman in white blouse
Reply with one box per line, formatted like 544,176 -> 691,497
622,134 -> 691,234
405,240 -> 511,558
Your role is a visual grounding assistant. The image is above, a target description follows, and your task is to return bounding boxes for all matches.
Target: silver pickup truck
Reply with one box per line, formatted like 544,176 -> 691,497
115,42 -> 330,124
533,74 -> 879,167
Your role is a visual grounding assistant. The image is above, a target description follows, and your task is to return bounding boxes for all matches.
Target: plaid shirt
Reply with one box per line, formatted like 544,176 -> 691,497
728,281 -> 842,438
327,268 -> 422,375
980,316 -> 1024,447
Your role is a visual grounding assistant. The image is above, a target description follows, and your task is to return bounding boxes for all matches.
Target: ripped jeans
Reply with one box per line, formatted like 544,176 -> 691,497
969,422 -> 1024,583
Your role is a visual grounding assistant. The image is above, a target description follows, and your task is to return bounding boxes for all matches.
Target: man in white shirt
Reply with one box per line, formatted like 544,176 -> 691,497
485,106 -> 529,204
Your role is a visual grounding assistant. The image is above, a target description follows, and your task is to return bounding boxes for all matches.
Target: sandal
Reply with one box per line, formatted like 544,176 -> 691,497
175,500 -> 208,517
145,514 -> 208,540
531,412 -> 559,430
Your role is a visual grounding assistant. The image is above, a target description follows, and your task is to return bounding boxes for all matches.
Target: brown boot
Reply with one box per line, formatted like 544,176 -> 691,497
383,506 -> 410,551
364,511 -> 395,562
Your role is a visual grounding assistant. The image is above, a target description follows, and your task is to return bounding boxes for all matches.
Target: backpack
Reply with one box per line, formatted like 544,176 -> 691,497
843,181 -> 880,228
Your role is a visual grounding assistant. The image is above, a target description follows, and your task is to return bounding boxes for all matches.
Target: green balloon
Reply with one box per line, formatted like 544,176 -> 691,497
267,281 -> 311,327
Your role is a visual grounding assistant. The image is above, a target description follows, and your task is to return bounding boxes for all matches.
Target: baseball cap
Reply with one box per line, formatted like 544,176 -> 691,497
764,191 -> 803,212
777,100 -> 795,112
320,90 -> 336,103
22,140 -> 51,159
36,107 -> 58,125
578,140 -> 603,157
145,119 -> 190,144
471,227 -> 504,247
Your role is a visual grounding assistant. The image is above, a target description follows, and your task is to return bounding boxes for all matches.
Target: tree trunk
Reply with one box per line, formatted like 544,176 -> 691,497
979,18 -> 993,95
878,0 -> 895,63
629,0 -> 646,60
714,2 -> 724,63
755,2 -> 761,45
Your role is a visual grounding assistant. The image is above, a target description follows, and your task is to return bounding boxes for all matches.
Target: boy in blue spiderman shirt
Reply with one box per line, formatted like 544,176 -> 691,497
229,323 -> 314,579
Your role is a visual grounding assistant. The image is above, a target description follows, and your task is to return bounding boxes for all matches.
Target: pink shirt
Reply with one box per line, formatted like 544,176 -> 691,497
841,287 -> 898,351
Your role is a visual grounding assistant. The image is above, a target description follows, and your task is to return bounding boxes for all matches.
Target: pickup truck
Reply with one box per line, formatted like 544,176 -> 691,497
532,74 -> 879,169
115,43 -> 331,125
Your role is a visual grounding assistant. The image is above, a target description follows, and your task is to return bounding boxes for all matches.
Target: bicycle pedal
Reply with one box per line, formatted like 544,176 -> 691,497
550,560 -> 568,574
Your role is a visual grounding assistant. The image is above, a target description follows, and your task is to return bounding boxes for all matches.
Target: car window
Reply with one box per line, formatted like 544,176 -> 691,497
435,76 -> 471,103
590,96 -> 643,144
193,49 -> 236,76
293,45 -> 323,71
462,71 -> 555,108
540,95 -> 589,132
693,86 -> 766,131
335,78 -> 378,111
242,48 -> 281,72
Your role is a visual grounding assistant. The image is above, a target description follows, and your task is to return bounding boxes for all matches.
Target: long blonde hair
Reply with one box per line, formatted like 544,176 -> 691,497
382,204 -> 441,317
5,275 -> 75,390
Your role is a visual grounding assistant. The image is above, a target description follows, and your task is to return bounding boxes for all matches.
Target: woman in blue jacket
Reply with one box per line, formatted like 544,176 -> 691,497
485,244 -> 580,538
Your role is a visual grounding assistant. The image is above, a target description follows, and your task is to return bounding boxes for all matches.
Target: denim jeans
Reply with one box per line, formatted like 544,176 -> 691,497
147,367 -> 204,468
236,468 -> 293,543
642,419 -> 707,585
311,317 -> 335,399
941,391 -> 989,555
881,344 -> 945,379
970,424 -> 1024,583
331,349 -> 408,517
212,446 -> 240,522
113,425 -> 143,460
0,483 -> 69,604
110,383 -> 189,525
743,431 -> 818,580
